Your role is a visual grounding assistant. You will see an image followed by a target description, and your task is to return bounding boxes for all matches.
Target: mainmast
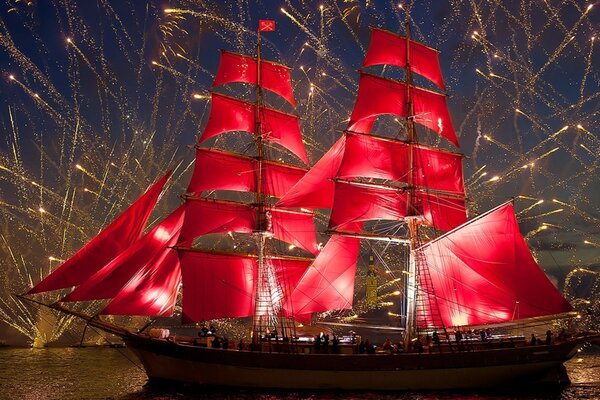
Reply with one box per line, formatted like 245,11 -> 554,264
278,11 -> 467,344
403,6 -> 419,348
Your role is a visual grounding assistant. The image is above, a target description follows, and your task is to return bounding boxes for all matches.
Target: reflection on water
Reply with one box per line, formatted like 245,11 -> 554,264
0,347 -> 598,400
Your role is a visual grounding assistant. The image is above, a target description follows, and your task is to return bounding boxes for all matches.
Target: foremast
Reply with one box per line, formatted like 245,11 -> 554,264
175,20 -> 317,345
253,22 -> 283,346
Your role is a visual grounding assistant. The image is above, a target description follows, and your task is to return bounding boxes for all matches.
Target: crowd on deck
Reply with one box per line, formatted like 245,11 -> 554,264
166,325 -> 572,355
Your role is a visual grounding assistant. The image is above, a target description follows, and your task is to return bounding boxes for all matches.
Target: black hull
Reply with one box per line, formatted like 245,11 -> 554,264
124,333 -> 582,390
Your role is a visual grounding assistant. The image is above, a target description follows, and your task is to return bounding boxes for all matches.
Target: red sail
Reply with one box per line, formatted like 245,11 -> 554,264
199,93 -> 308,164
348,73 -> 406,134
28,171 -> 171,294
417,192 -> 467,232
262,162 -> 307,199
339,133 -> 464,194
200,93 -> 254,142
100,247 -> 180,317
283,235 -> 360,315
179,198 -> 255,245
187,149 -> 306,198
277,135 -> 346,209
414,145 -> 464,194
212,51 -> 296,108
363,27 -> 446,90
62,206 -> 185,302
270,208 -> 319,255
338,132 -> 409,181
328,187 -> 464,232
411,85 -> 458,147
329,182 -> 407,230
258,258 -> 312,317
261,106 -> 309,165
348,73 -> 458,147
419,203 -> 573,328
180,252 -> 258,322
187,149 -> 254,194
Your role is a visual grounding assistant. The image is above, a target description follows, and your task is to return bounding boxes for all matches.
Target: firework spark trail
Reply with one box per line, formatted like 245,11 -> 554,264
0,0 -> 598,343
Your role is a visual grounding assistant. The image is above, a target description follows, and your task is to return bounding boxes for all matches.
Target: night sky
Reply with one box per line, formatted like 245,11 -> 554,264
0,1 -> 598,343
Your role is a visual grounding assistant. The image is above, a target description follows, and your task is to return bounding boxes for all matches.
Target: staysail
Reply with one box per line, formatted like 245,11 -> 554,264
28,171 -> 172,294
417,202 -> 574,328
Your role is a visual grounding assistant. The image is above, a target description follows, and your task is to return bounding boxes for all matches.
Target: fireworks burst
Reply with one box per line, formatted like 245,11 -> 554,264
0,0 -> 598,343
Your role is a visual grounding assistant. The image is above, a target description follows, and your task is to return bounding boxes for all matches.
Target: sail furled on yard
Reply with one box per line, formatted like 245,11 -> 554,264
27,171 -> 172,295
418,202 -> 573,328
363,27 -> 446,90
199,93 -> 308,164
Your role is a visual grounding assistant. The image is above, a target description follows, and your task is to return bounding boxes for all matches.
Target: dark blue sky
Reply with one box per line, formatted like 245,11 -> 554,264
0,1 -> 598,341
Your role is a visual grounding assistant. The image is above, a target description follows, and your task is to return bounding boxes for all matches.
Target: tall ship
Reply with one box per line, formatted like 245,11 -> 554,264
23,18 -> 599,390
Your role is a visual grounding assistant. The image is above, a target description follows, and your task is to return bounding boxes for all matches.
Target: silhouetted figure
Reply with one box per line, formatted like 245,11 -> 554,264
414,337 -> 424,354
237,339 -> 244,351
454,330 -> 463,343
358,340 -> 366,354
365,339 -> 375,354
530,333 -> 537,345
314,334 -> 322,353
558,328 -> 567,342
211,337 -> 221,348
432,331 -> 441,345
222,337 -> 229,349
479,330 -> 486,341
546,330 -> 552,345
383,338 -> 393,352
332,335 -> 340,354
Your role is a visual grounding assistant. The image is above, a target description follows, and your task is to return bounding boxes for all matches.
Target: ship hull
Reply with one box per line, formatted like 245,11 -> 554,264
125,334 -> 579,390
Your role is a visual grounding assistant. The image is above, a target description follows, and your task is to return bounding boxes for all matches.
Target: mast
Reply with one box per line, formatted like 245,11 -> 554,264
252,17 -> 266,346
251,21 -> 297,345
276,15 -> 466,344
403,5 -> 419,348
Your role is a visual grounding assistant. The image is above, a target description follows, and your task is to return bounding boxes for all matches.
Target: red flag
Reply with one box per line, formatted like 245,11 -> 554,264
259,20 -> 275,32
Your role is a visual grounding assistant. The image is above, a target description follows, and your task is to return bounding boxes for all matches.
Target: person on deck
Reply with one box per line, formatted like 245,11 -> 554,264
546,330 -> 552,345
332,335 -> 340,354
530,333 -> 537,345
414,337 -> 424,354
382,338 -> 393,352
